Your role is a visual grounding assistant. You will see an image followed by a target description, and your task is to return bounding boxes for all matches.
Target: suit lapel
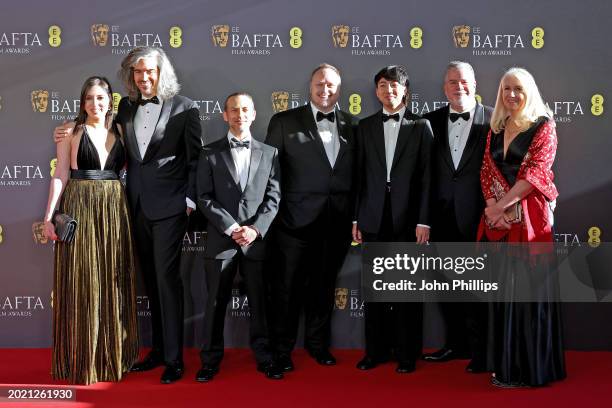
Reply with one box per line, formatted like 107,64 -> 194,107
219,139 -> 241,188
391,110 -> 416,171
246,140 -> 263,193
124,100 -> 141,162
373,111 -> 387,169
456,103 -> 484,172
334,111 -> 350,169
142,97 -> 173,163
299,106 -> 332,169
436,106 -> 455,171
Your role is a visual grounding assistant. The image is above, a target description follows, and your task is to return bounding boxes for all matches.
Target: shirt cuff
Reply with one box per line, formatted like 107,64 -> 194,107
416,224 -> 430,229
186,197 -> 196,209
224,223 -> 240,236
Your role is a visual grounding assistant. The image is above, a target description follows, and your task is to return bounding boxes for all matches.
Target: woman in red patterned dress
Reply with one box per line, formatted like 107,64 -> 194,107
478,67 -> 566,387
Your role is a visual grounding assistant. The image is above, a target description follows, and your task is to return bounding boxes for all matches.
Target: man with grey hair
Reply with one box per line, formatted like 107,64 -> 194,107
422,61 -> 492,373
54,47 -> 202,384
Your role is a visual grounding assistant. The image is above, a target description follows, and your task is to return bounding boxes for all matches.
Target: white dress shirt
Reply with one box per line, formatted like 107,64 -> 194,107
224,131 -> 252,236
310,102 -> 340,167
447,106 -> 476,169
383,106 -> 405,182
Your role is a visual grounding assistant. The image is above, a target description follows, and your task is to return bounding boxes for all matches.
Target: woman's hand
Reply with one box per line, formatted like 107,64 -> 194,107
43,221 -> 58,241
484,203 -> 505,229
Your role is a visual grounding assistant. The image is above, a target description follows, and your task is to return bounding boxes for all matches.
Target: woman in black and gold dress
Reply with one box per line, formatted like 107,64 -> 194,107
42,76 -> 138,385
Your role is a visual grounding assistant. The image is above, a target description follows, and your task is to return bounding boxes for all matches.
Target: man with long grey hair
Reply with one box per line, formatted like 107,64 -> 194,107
54,46 -> 202,384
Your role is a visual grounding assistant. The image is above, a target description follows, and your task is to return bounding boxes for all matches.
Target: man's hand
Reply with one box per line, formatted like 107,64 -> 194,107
53,120 -> 74,144
231,226 -> 258,246
186,207 -> 193,216
415,226 -> 429,244
352,223 -> 362,244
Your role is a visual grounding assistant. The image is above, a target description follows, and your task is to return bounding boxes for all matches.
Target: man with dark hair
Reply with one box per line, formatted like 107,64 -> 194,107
196,93 -> 282,382
422,61 -> 492,373
265,63 -> 358,371
353,65 -> 433,374
54,47 -> 202,384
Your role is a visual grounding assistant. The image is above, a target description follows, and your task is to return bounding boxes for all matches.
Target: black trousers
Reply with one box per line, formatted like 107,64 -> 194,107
133,204 -> 187,366
362,190 -> 423,363
201,255 -> 272,366
269,209 -> 351,354
433,205 -> 486,359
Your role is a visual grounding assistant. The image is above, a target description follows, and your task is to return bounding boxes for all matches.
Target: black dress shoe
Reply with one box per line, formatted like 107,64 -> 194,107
130,351 -> 164,372
276,354 -> 294,372
356,356 -> 378,370
422,348 -> 468,362
195,365 -> 219,382
160,364 -> 184,384
257,362 -> 284,380
465,358 -> 487,373
396,361 -> 416,374
308,349 -> 336,366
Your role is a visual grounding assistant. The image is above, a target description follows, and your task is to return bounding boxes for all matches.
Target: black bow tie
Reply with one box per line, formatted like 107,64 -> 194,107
230,137 -> 250,149
316,111 -> 335,122
449,112 -> 470,122
382,113 -> 400,122
138,96 -> 160,106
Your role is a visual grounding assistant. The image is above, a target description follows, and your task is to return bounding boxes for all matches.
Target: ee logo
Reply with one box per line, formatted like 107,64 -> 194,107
289,27 -> 302,49
169,26 -> 182,48
410,27 -> 422,49
531,27 -> 544,49
49,25 -> 61,47
588,226 -> 601,248
349,94 -> 361,115
591,94 -> 604,116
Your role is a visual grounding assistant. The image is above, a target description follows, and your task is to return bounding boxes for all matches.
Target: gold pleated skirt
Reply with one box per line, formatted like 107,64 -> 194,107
52,178 -> 139,385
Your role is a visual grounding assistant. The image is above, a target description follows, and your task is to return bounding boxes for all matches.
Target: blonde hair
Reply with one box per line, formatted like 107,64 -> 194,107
490,67 -> 552,133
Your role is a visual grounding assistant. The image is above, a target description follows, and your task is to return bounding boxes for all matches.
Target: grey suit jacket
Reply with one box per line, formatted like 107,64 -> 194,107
197,136 -> 280,260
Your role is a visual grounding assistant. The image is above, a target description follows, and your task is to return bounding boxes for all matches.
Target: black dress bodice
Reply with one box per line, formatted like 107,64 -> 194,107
75,125 -> 125,173
491,117 -> 546,186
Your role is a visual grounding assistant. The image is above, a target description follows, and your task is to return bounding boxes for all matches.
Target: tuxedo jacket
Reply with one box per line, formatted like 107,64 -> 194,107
197,137 -> 280,260
423,103 -> 492,240
117,95 -> 202,221
265,105 -> 358,230
355,109 -> 433,236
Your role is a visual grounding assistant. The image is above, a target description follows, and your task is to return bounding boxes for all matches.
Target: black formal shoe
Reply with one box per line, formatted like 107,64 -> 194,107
275,354 -> 294,372
356,356 -> 379,370
465,359 -> 487,373
257,362 -> 284,380
160,364 -> 184,384
396,361 -> 416,374
130,351 -> 164,372
195,365 -> 219,382
308,349 -> 336,366
422,348 -> 468,362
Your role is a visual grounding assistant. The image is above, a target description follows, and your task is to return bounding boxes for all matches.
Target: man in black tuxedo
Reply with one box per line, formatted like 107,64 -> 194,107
195,93 -> 282,381
53,47 -> 201,384
422,61 -> 492,373
115,47 -> 201,383
265,63 -> 358,371
353,65 -> 433,374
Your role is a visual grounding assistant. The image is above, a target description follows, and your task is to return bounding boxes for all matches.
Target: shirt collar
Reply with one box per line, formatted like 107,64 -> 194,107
449,104 -> 476,116
382,105 -> 406,118
227,130 -> 252,144
310,102 -> 335,120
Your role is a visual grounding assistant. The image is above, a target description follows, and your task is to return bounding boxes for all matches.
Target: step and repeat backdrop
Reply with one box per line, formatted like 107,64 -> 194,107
1,0 -> 611,349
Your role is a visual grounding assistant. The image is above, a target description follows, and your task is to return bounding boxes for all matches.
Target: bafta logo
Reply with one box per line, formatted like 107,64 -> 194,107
32,222 -> 48,244
271,91 -> 289,113
335,288 -> 349,310
211,25 -> 230,47
91,24 -> 109,46
31,90 -> 49,113
332,25 -> 349,48
452,25 -> 471,48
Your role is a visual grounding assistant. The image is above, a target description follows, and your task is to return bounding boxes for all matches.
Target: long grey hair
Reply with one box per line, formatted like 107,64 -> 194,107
118,46 -> 180,101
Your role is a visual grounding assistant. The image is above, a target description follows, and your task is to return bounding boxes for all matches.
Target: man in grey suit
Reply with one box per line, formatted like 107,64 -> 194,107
196,93 -> 282,382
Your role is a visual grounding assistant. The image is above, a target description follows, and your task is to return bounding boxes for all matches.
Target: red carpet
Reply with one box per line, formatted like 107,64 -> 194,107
0,349 -> 609,407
